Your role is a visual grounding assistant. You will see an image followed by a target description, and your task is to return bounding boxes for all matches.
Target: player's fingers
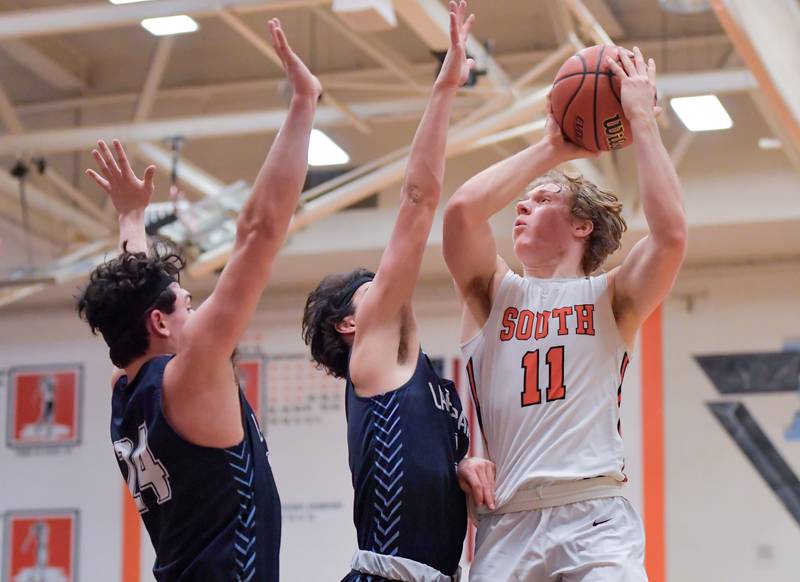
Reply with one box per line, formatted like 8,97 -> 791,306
606,56 -> 626,79
112,139 -> 133,176
449,8 -> 458,46
632,46 -> 646,75
98,140 -> 121,176
91,149 -> 111,179
85,169 -> 110,192
463,13 -> 475,38
480,466 -> 496,510
143,165 -> 156,191
647,57 -> 657,85
466,473 -> 485,506
268,19 -> 286,59
618,47 -> 636,76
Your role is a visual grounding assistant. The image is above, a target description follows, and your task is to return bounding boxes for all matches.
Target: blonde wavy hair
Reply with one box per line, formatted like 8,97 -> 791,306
529,170 -> 627,274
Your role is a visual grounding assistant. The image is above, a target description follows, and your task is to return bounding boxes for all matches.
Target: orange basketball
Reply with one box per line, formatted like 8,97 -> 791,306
550,44 -> 632,152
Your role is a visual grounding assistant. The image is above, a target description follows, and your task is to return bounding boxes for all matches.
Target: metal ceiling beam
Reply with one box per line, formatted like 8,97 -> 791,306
0,67 -> 750,157
12,36 -> 732,117
564,0 -> 613,46
0,172 -> 110,239
0,0 -> 328,40
134,36 -> 176,122
41,167 -> 114,227
0,96 -> 480,157
581,0 -> 624,39
393,0 -> 511,89
134,143 -> 226,198
188,86 -> 550,276
312,7 -> 422,89
0,198 -> 68,246
0,40 -> 86,91
709,0 -> 800,170
218,9 -> 371,134
0,84 -> 23,134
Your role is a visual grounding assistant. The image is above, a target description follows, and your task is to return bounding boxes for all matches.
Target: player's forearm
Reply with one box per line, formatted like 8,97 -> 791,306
118,209 -> 148,254
448,139 -> 565,220
237,95 -> 317,245
631,116 -> 687,246
401,84 -> 458,206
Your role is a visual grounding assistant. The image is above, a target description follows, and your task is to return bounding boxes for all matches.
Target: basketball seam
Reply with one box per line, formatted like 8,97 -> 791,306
592,45 -> 607,151
560,53 -> 588,146
609,73 -> 622,105
553,70 -> 613,87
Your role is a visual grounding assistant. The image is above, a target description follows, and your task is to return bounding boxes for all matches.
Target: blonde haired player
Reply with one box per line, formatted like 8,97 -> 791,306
448,48 -> 686,580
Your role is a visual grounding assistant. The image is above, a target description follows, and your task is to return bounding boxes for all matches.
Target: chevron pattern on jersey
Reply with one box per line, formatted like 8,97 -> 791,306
369,392 -> 404,557
226,440 -> 257,582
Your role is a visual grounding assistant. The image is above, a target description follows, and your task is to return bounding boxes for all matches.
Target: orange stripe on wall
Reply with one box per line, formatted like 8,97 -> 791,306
121,484 -> 141,582
641,306 -> 665,582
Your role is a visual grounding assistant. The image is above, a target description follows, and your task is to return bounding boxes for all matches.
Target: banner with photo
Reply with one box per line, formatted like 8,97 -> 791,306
6,365 -> 82,448
2,509 -> 79,582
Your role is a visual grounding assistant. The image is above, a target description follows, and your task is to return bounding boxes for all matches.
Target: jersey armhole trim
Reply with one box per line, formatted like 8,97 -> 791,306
601,271 -> 635,356
460,269 -> 518,352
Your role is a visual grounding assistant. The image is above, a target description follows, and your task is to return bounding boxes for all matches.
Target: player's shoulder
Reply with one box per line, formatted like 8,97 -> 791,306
111,367 -> 125,390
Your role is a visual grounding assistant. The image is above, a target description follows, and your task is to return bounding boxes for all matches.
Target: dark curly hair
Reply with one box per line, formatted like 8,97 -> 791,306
76,245 -> 186,368
302,268 -> 374,379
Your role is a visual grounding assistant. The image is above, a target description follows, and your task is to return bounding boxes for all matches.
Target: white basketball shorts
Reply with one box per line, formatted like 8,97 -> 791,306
469,496 -> 647,582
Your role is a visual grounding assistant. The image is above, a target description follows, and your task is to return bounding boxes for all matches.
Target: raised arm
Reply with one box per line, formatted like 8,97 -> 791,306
606,48 -> 687,344
443,111 -> 594,321
348,2 -> 475,392
164,20 -> 320,445
179,19 -> 319,363
86,139 -> 156,254
355,1 -> 473,328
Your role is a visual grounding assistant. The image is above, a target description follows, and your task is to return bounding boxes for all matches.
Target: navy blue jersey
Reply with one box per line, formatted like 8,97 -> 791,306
111,356 -> 281,581
345,351 -> 469,578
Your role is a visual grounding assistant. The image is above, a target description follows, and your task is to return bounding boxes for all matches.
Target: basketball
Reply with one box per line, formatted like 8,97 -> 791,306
550,44 -> 632,152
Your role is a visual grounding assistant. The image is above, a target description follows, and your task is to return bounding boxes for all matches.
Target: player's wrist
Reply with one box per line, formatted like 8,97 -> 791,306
536,138 -> 572,165
432,77 -> 461,93
629,112 -> 659,136
118,208 -> 146,223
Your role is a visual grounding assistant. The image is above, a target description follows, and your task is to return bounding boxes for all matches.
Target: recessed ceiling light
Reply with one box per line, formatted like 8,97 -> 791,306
141,15 -> 199,36
670,95 -> 733,132
308,130 -> 350,167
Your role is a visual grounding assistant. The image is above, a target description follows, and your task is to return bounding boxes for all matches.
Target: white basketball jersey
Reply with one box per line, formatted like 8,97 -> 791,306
461,270 -> 630,509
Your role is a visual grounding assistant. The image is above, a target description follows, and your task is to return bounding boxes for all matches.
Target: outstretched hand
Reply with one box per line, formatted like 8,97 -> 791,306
435,0 -> 476,90
86,139 -> 155,216
268,18 -> 322,101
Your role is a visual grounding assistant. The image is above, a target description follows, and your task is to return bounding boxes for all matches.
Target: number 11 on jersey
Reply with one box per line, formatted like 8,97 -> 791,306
521,346 -> 566,406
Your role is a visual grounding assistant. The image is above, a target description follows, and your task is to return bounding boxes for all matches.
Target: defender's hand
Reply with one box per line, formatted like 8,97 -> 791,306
268,18 -> 322,101
86,139 -> 155,216
457,457 -> 496,511
435,1 -> 476,90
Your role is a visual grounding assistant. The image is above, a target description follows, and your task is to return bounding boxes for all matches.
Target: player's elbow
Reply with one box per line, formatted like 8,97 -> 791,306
402,182 -> 440,209
656,222 -> 688,258
235,214 -> 280,251
444,194 -> 480,228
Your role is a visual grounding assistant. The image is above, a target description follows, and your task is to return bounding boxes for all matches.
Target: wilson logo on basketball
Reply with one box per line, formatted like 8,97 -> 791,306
574,115 -> 585,144
603,114 -> 627,149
